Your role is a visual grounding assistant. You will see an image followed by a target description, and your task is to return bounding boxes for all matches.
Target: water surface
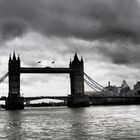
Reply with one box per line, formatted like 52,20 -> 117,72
0,105 -> 140,140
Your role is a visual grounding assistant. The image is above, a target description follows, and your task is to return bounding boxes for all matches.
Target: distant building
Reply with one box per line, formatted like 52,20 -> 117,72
86,80 -> 134,97
134,81 -> 140,95
120,80 -> 131,96
134,81 -> 140,91
104,82 -> 119,96
121,80 -> 128,88
103,80 -> 131,96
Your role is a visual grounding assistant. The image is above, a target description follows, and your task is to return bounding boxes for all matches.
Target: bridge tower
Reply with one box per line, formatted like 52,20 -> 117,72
68,53 -> 89,107
5,52 -> 24,110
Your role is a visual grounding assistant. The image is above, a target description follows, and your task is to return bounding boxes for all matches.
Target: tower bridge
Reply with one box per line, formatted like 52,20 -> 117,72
4,52 -> 89,110
1,52 -> 140,110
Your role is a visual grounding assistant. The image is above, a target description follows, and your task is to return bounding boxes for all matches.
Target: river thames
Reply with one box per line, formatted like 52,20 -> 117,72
0,105 -> 140,140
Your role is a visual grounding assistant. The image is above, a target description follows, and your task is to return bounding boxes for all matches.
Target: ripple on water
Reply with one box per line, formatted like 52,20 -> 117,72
0,106 -> 140,139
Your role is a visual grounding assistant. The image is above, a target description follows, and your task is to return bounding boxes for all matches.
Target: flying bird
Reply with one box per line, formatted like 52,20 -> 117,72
37,61 -> 41,63
51,61 -> 55,64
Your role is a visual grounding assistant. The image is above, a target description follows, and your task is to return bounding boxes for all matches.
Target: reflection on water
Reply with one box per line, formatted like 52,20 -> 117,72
6,111 -> 22,139
0,106 -> 140,139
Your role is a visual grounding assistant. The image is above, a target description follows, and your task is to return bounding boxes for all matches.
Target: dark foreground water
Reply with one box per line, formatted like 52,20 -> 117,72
0,106 -> 140,140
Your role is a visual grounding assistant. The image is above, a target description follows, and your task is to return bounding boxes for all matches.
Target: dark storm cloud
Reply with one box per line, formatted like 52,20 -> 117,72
0,19 -> 27,40
1,0 -> 140,68
95,41 -> 140,67
0,0 -> 140,41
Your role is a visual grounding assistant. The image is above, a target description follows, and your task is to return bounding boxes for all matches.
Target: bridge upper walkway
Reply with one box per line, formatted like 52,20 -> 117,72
20,67 -> 73,74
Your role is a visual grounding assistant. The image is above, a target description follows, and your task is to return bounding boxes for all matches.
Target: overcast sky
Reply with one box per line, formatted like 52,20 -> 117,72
1,0 -> 140,97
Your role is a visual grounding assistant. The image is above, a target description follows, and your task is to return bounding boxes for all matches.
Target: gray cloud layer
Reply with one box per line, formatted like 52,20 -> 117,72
1,0 -> 140,67
0,0 -> 140,41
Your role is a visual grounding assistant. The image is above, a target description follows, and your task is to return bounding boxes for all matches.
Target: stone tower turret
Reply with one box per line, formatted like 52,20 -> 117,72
69,52 -> 84,96
8,52 -> 20,97
6,52 -> 24,110
68,53 -> 89,107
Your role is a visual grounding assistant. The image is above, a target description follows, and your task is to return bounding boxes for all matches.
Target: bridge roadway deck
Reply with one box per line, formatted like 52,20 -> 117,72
24,95 -> 140,102
24,96 -> 69,101
89,96 -> 140,98
20,67 -> 73,74
1,95 -> 140,101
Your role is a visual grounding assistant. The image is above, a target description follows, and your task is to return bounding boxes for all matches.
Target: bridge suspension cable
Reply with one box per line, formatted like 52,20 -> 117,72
84,73 -> 104,88
84,73 -> 104,91
84,78 -> 98,91
84,72 -> 120,96
0,72 -> 8,84
84,78 -> 103,91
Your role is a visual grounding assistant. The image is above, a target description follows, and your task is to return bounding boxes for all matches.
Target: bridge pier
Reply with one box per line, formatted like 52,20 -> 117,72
67,95 -> 89,107
5,97 -> 24,110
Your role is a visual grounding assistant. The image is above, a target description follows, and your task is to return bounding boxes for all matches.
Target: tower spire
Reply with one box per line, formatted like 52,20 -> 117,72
74,52 -> 79,62
12,49 -> 16,60
81,56 -> 83,63
69,58 -> 72,65
17,54 -> 20,61
9,54 -> 11,61
13,51 -> 16,60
